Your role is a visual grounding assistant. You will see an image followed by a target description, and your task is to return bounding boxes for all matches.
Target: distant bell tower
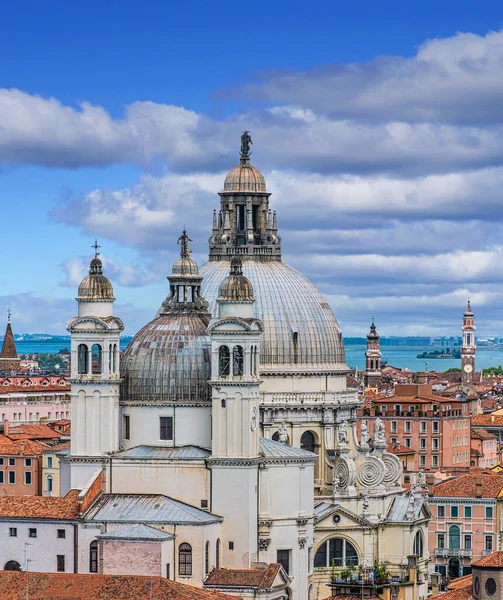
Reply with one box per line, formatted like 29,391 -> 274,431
0,310 -> 21,373
364,318 -> 381,388
461,301 -> 476,384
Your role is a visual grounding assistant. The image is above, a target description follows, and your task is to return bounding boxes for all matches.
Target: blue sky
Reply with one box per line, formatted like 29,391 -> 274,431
2,0 -> 503,336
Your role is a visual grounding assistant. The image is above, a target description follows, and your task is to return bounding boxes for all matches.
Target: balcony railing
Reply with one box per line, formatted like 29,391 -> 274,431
262,390 -> 358,406
434,548 -> 472,558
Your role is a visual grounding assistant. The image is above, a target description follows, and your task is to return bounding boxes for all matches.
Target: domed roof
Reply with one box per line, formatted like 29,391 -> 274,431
200,260 -> 347,373
171,257 -> 199,277
121,313 -> 211,403
218,257 -> 254,302
77,257 -> 115,301
223,160 -> 267,193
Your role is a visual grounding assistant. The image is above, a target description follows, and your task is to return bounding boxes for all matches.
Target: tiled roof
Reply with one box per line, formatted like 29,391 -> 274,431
0,434 -> 47,456
431,587 -> 472,600
87,493 -> 222,525
43,441 -> 71,453
432,473 -> 503,498
0,571 -> 238,600
447,574 -> 472,589
472,550 -> 503,567
204,564 -> 282,589
0,490 -> 79,520
7,424 -> 63,440
471,428 -> 497,440
472,415 -> 503,427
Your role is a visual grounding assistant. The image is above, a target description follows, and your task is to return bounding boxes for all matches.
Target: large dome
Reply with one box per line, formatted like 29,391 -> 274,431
200,260 -> 347,373
223,162 -> 267,193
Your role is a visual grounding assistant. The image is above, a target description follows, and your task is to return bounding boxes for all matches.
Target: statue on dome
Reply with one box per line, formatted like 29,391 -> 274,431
240,130 -> 252,159
177,230 -> 192,259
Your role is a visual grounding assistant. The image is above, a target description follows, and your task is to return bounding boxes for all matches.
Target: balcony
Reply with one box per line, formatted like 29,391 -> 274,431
482,549 -> 493,556
262,390 -> 358,406
434,548 -> 472,558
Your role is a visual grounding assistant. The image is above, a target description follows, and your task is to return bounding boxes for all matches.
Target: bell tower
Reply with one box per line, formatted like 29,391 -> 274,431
208,257 -> 263,568
364,318 -> 381,388
461,300 -> 476,384
66,242 -> 124,478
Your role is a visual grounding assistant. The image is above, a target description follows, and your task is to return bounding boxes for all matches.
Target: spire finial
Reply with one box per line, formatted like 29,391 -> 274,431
240,130 -> 252,161
92,239 -> 101,258
177,229 -> 192,259
372,316 -> 375,325
7,308 -> 11,323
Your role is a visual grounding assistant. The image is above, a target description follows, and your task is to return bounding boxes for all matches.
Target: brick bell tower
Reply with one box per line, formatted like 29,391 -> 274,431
461,300 -> 476,384
364,318 -> 381,387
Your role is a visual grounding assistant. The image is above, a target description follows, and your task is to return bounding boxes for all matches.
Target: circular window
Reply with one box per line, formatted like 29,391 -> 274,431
332,514 -> 341,524
485,578 -> 497,596
474,576 -> 480,596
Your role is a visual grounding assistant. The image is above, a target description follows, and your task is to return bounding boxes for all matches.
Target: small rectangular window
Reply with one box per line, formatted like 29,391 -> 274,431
8,471 -> 15,484
277,549 -> 291,575
437,533 -> 445,548
486,506 -> 494,519
405,421 -> 411,433
391,421 -> 397,433
464,506 -> 472,518
8,458 -> 15,466
229,541 -> 234,550
405,438 -> 412,448
200,499 -> 208,508
0,472 -> 3,484
432,438 -> 439,450
57,555 -> 65,572
24,458 -> 32,467
464,535 -> 472,550
433,421 -> 439,433
9,528 -> 17,537
420,422 -> 427,433
485,536 -> 493,551
420,438 -> 427,450
57,529 -> 66,539
47,456 -> 53,468
0,457 -> 4,466
432,455 -> 439,467
123,415 -> 130,440
438,506 -> 445,518
29,528 -> 37,538
25,471 -> 32,485
451,506 -> 459,518
160,416 -> 173,441
420,455 -> 426,467
166,564 -> 170,579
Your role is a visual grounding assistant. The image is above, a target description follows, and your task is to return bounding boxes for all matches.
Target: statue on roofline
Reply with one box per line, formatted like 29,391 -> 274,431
240,130 -> 252,159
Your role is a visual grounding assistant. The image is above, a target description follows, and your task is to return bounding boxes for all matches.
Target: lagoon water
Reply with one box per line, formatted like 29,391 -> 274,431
13,341 -> 503,373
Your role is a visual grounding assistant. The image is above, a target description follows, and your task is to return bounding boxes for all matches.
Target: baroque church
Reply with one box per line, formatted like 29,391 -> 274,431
1,135 -> 429,600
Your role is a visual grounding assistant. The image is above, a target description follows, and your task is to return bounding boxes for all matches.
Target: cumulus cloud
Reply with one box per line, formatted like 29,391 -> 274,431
60,255 -> 158,288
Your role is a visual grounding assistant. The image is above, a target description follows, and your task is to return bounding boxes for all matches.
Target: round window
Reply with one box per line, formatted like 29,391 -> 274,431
474,576 -> 480,596
332,514 -> 341,525
485,578 -> 497,596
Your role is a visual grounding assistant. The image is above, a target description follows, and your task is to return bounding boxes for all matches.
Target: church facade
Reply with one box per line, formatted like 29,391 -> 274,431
0,135 -> 429,600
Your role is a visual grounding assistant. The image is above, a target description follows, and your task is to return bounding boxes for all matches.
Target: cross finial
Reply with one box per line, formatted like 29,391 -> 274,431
7,308 -> 11,323
92,239 -> 101,258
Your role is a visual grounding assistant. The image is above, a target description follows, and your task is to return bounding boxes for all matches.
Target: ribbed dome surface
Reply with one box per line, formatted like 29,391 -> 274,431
223,162 -> 267,193
171,257 -> 199,277
218,257 -> 254,302
121,313 -> 211,403
200,260 -> 347,372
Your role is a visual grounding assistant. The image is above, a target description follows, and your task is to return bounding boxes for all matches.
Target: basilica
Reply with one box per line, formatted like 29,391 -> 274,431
0,135 -> 430,600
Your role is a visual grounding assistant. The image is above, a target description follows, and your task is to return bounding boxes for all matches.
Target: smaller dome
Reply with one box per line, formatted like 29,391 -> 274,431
224,160 -> 267,193
171,257 -> 199,277
77,257 -> 115,301
218,257 -> 254,302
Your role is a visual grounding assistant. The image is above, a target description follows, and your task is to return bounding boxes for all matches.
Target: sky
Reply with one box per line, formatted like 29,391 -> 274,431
2,0 -> 503,337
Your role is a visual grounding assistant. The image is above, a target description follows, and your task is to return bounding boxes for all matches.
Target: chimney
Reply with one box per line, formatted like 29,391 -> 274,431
3,419 -> 8,436
475,477 -> 483,498
19,441 -> 25,455
426,473 -> 435,496
492,414 -> 495,422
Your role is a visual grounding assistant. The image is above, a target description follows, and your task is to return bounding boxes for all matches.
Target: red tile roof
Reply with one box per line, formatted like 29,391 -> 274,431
472,551 -> 503,568
0,490 -> 79,519
432,473 -> 503,499
204,564 -> 282,589
472,415 -> 503,427
7,424 -> 63,440
42,441 -> 71,453
447,574 -> 472,589
431,586 -> 472,600
0,434 -> 47,456
471,428 -> 497,440
0,571 -> 239,600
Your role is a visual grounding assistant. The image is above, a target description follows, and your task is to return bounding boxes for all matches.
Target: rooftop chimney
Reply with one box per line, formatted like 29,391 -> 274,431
3,419 -> 8,436
475,477 -> 483,498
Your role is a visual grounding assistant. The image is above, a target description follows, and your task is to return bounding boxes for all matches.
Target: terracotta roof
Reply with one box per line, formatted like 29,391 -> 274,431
42,441 -> 71,453
432,473 -> 503,498
0,434 -> 47,456
0,571 -> 239,600
0,490 -> 79,519
0,321 -> 18,359
472,415 -> 503,427
204,564 -> 281,589
7,424 -> 63,440
472,551 -> 503,568
431,586 -> 472,600
447,574 -> 473,589
471,428 -> 497,440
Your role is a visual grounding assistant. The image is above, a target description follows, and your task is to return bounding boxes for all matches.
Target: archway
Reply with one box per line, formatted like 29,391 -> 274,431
301,430 -> 319,478
314,538 -> 358,568
448,558 -> 460,579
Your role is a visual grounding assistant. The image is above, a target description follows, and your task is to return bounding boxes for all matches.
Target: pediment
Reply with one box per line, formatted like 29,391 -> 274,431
315,502 -> 374,528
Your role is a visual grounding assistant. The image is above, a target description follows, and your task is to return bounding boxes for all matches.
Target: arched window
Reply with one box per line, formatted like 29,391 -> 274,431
314,538 -> 358,568
179,543 -> 192,576
89,540 -> 98,573
413,531 -> 424,557
233,346 -> 244,376
300,431 -> 316,453
219,346 -> 230,377
113,344 -> 118,373
46,475 -> 53,494
4,561 -> 21,571
216,538 -> 221,569
91,344 -> 102,374
449,525 -> 460,550
205,541 -> 210,574
108,344 -> 113,373
78,344 -> 88,374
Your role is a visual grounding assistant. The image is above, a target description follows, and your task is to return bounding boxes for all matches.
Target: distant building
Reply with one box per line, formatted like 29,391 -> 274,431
470,429 -> 499,468
462,301 -> 476,384
42,441 -> 71,497
0,434 -> 45,495
0,313 -> 20,373
364,318 -> 381,388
